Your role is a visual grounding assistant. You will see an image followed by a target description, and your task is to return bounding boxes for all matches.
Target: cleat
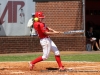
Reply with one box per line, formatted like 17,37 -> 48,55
98,48 -> 100,51
29,62 -> 34,71
59,66 -> 66,71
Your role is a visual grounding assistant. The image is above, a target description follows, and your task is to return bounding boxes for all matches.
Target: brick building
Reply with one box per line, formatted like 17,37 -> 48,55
0,0 -> 86,54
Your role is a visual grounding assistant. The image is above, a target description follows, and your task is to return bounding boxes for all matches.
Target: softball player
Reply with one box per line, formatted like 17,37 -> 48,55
29,12 -> 65,71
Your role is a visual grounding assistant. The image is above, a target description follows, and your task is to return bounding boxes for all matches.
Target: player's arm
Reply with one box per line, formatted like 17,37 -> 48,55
48,27 -> 57,32
44,31 -> 59,35
44,27 -> 60,35
40,24 -> 61,35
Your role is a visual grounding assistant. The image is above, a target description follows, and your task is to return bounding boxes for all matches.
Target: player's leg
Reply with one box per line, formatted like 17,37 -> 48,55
29,38 -> 51,70
41,38 -> 51,60
29,56 -> 43,70
50,39 -> 65,70
91,41 -> 94,50
95,41 -> 100,50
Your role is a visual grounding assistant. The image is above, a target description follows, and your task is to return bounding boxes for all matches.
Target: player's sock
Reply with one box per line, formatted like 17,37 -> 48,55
31,56 -> 43,64
55,55 -> 63,68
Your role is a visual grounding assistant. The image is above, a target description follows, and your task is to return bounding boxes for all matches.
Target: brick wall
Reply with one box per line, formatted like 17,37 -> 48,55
0,36 -> 86,54
36,0 -> 83,37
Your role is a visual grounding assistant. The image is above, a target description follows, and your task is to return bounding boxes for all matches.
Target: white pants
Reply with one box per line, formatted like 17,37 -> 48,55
40,38 -> 60,60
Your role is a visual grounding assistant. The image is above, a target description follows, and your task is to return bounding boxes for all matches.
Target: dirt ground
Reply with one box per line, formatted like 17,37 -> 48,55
0,61 -> 100,75
0,51 -> 100,75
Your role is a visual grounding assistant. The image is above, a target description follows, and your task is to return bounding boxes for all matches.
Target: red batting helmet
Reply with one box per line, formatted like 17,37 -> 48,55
35,12 -> 45,18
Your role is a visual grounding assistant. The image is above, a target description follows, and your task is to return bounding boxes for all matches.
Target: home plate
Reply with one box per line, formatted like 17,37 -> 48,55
11,71 -> 25,74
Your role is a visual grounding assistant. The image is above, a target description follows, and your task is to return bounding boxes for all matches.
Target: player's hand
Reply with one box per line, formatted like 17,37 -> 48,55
53,31 -> 60,34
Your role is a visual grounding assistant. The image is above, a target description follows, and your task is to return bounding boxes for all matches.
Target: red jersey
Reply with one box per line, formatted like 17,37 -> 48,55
34,22 -> 49,39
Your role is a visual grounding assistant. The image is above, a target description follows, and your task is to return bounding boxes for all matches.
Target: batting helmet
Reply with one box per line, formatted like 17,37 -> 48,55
35,12 -> 45,18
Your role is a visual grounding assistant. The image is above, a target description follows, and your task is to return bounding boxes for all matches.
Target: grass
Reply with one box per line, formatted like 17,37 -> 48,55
0,51 -> 100,62
0,54 -> 42,62
61,54 -> 100,62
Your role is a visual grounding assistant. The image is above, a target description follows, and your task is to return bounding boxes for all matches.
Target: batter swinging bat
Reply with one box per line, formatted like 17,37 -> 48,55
60,30 -> 84,34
